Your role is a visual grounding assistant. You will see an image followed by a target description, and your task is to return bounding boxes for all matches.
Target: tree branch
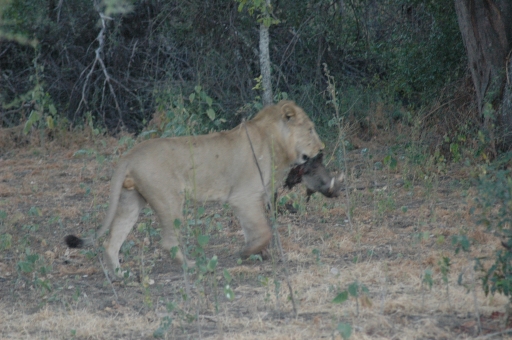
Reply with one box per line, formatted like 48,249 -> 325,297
73,6 -> 124,128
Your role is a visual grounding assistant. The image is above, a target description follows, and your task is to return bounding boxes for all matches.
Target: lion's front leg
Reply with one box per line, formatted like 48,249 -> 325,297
231,197 -> 272,259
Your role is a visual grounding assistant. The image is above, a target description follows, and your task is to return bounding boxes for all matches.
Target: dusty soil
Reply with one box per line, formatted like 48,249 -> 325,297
0,134 -> 510,339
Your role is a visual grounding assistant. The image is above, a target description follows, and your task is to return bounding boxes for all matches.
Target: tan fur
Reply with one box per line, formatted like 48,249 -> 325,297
67,101 -> 323,277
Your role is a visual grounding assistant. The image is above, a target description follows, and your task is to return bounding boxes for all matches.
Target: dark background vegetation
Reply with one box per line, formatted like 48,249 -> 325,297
1,0 -> 467,134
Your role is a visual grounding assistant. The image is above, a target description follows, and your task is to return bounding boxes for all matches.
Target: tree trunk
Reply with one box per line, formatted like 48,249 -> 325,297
504,54 -> 512,138
454,0 -> 512,147
259,0 -> 273,107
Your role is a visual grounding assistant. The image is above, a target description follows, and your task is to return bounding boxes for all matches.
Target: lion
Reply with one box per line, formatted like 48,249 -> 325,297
65,100 -> 324,277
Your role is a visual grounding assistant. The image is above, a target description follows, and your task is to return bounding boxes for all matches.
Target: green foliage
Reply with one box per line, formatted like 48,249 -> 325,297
452,235 -> 471,254
22,224 -> 39,232
480,244 -> 512,298
102,0 -> 133,16
475,165 -> 512,231
153,315 -> 172,338
27,206 -> 42,217
374,0 -> 465,104
422,268 -> 433,290
383,154 -> 398,171
117,136 -> 135,153
148,86 -> 224,138
16,248 -> 53,295
332,281 -> 370,315
236,0 -> 280,26
474,161 -> 512,302
439,257 -> 451,284
337,322 -> 353,340
224,268 -> 235,300
312,248 -> 321,265
1,0 -> 466,134
0,0 -> 38,46
0,233 -> 12,251
23,74 -> 58,135
332,290 -> 349,304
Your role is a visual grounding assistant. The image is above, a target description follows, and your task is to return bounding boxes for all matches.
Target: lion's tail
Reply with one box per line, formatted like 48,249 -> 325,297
64,161 -> 129,249
64,234 -> 88,248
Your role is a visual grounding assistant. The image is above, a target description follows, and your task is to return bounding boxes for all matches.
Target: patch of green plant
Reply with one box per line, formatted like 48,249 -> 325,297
22,224 -> 39,232
0,233 -> 12,252
149,85 -> 224,139
376,192 -> 396,217
333,281 -> 370,317
84,111 -> 104,137
336,322 -> 353,340
117,135 -> 135,153
73,148 -> 96,158
121,240 -> 135,257
422,268 -> 433,290
22,59 -> 59,143
72,286 -> 81,302
277,192 -> 306,216
153,315 -> 173,338
153,298 -> 198,338
312,248 -> 321,265
27,206 -> 42,217
480,243 -> 512,298
472,164 -> 512,305
439,256 -> 452,306
0,210 -> 7,225
80,212 -> 92,222
16,248 -> 53,295
451,234 -> 474,278
412,231 -> 430,245
48,215 -> 62,226
246,254 -> 262,262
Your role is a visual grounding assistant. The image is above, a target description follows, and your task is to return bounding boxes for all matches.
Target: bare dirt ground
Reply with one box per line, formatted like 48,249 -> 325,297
0,132 -> 510,339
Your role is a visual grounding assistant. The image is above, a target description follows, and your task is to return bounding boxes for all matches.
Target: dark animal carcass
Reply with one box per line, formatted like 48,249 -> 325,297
285,153 -> 344,201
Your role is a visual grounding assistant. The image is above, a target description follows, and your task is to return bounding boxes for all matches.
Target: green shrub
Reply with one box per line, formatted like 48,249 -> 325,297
474,157 -> 512,303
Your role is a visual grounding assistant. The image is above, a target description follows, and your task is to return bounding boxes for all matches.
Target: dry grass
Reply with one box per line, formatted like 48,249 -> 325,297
0,133 -> 510,339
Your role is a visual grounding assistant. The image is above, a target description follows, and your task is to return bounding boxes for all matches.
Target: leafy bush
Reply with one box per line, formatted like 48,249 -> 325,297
1,0 -> 466,135
474,157 -> 512,303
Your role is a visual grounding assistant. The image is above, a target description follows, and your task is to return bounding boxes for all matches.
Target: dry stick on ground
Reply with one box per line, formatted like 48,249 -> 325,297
74,8 -> 123,127
323,63 -> 354,231
475,328 -> 512,340
180,195 -> 193,304
470,263 -> 482,335
99,256 -> 118,301
243,121 -> 298,318
379,264 -> 389,315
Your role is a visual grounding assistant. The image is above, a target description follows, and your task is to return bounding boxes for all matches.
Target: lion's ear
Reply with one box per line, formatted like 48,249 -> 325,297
282,103 -> 297,121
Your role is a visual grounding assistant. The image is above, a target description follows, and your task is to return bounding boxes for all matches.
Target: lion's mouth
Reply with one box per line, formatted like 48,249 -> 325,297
294,154 -> 309,165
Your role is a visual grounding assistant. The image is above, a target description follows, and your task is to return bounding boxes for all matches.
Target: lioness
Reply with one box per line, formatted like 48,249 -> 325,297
65,100 -> 324,277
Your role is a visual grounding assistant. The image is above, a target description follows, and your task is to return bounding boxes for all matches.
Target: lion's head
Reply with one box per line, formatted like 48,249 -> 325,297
277,100 -> 324,165
251,101 -> 324,165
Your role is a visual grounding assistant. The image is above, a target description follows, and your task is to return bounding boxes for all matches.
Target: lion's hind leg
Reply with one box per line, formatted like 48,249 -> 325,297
103,188 -> 146,277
